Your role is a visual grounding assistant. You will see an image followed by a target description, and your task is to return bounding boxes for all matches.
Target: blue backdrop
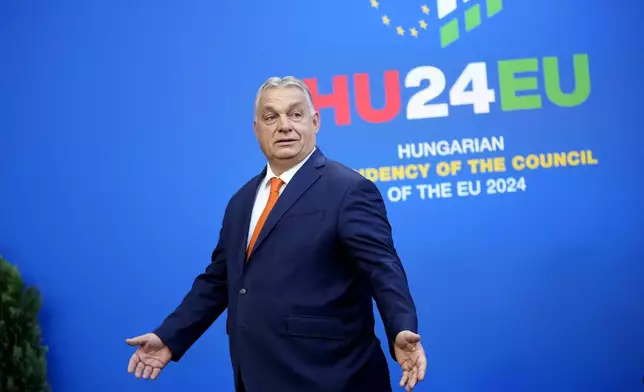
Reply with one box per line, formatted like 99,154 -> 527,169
2,1 -> 643,391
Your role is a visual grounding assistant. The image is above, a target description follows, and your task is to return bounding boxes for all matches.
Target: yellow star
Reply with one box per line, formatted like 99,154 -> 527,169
371,0 -> 379,9
410,27 -> 419,37
421,4 -> 430,14
419,20 -> 428,30
382,15 -> 391,26
396,26 -> 405,36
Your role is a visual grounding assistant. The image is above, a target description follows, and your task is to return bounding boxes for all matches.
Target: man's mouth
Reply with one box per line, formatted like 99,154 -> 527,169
276,139 -> 297,145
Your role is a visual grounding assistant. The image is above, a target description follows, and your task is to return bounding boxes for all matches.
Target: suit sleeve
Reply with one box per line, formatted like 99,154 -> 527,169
153,226 -> 229,362
338,177 -> 418,360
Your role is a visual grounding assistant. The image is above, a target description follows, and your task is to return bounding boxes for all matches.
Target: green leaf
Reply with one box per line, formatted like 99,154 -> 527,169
1,293 -> 13,305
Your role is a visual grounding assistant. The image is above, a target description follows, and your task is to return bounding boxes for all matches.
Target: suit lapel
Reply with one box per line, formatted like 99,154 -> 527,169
235,170 -> 265,272
247,148 -> 326,261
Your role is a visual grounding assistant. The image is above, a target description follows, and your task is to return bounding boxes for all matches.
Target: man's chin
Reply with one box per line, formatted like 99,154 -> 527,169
272,147 -> 301,160
274,153 -> 299,161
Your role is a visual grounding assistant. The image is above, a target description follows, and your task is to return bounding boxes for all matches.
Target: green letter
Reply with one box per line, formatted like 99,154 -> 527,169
498,58 -> 542,111
544,54 -> 591,107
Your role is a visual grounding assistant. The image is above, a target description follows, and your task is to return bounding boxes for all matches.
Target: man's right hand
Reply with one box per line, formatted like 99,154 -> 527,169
126,333 -> 172,380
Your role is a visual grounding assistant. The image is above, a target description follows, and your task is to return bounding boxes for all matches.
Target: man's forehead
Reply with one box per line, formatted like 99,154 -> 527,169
259,87 -> 307,108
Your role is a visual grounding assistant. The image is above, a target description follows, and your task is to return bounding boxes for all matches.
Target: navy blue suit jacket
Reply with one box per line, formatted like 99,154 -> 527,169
155,148 -> 418,391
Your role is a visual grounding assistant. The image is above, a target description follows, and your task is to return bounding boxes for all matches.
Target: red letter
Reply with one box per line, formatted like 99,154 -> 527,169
304,76 -> 351,126
354,71 -> 401,123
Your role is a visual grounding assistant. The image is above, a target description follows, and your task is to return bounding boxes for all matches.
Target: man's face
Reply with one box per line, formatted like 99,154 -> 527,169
253,86 -> 319,171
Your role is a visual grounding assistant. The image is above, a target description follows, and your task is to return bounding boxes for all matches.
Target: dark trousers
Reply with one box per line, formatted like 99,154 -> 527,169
236,368 -> 246,392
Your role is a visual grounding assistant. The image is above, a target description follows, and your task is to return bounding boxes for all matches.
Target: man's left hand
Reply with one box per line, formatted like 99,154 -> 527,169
394,330 -> 427,391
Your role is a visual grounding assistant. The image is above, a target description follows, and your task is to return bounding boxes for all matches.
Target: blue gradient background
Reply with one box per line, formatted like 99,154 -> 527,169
1,1 -> 643,391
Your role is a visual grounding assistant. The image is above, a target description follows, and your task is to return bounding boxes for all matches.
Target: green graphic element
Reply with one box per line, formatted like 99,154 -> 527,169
486,0 -> 503,18
440,19 -> 460,47
440,0 -> 504,48
498,54 -> 591,111
465,4 -> 482,31
544,54 -> 591,107
498,58 -> 542,111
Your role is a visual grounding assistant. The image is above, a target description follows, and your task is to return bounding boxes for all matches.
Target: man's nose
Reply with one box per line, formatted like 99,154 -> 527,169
277,114 -> 292,132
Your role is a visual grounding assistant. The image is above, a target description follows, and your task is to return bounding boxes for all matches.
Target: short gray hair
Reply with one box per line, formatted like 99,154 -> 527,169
254,76 -> 316,118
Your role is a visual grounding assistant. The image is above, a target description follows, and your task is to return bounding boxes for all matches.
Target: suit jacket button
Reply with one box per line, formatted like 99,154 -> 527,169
239,288 -> 247,295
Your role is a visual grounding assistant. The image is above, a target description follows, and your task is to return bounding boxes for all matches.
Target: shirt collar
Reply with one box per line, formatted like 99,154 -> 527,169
261,147 -> 316,189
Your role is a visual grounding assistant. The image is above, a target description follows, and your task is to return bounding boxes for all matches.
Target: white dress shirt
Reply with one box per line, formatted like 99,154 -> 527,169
247,147 -> 316,247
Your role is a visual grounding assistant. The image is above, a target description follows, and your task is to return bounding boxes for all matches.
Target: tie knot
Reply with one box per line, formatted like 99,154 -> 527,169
269,177 -> 284,192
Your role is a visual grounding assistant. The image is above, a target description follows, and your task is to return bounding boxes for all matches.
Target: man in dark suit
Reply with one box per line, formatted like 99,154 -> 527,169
126,76 -> 426,391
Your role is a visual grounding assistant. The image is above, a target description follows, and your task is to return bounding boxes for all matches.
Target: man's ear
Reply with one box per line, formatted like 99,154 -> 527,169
313,112 -> 320,134
253,120 -> 259,139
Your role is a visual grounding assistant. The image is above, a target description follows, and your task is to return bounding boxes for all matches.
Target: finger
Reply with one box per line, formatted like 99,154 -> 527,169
408,367 -> 418,389
127,353 -> 139,373
418,355 -> 427,381
151,368 -> 162,380
126,334 -> 149,346
135,362 -> 145,379
405,332 -> 421,344
143,365 -> 153,379
399,370 -> 409,387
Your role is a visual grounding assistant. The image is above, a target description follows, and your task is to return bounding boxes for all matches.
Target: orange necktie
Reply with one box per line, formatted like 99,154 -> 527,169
247,177 -> 284,260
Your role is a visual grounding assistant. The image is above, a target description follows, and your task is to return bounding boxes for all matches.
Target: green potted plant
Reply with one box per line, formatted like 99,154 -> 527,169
0,254 -> 50,392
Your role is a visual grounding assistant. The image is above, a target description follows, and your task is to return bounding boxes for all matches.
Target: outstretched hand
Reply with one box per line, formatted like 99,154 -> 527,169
394,330 -> 427,391
126,333 -> 172,380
